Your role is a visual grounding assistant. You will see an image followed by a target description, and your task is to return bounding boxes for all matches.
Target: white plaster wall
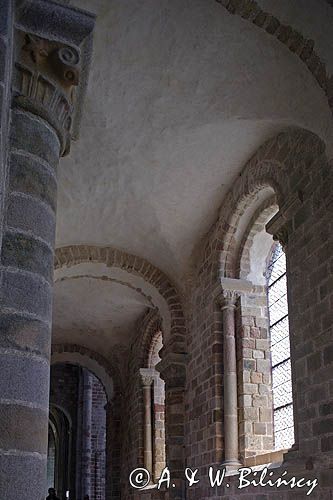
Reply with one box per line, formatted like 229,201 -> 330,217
57,0 -> 332,287
257,0 -> 333,75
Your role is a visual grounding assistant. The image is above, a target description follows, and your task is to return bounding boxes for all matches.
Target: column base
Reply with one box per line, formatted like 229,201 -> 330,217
221,459 -> 243,472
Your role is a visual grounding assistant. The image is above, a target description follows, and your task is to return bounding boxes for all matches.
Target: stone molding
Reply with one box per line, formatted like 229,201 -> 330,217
215,0 -> 333,115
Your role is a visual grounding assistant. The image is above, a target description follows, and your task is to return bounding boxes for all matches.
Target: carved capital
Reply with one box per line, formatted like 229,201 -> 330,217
13,0 -> 95,156
139,368 -> 154,387
218,289 -> 239,310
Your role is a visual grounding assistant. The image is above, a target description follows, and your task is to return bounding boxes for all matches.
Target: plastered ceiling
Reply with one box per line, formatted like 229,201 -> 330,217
52,0 -> 333,357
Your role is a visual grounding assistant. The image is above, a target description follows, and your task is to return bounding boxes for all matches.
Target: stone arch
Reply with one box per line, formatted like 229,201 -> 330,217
203,127 -> 326,283
54,249 -> 188,497
236,196 -> 278,285
215,0 -> 333,116
148,331 -> 163,370
51,343 -> 120,401
54,246 -> 187,353
136,309 -> 163,369
205,125 -> 332,465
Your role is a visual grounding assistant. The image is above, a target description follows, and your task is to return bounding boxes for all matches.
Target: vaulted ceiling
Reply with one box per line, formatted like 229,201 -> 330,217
52,0 -> 333,359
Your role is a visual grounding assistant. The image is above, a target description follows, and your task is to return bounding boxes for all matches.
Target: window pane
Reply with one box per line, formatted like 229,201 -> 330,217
272,379 -> 293,409
267,242 -> 294,451
271,336 -> 290,366
268,293 -> 288,326
274,405 -> 294,449
270,316 -> 289,347
272,359 -> 291,388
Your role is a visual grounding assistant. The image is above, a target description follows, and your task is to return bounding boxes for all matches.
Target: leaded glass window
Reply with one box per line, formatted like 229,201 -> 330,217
267,243 -> 294,450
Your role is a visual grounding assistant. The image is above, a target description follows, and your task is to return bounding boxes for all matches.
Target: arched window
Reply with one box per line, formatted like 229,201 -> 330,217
267,242 -> 294,450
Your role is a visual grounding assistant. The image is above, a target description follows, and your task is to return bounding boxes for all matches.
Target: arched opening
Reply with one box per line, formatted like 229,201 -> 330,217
47,406 -> 72,499
48,363 -> 107,500
234,194 -> 295,463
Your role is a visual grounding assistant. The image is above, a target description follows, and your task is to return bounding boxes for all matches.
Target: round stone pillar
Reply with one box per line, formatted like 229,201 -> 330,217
220,290 -> 242,469
0,3 -> 94,499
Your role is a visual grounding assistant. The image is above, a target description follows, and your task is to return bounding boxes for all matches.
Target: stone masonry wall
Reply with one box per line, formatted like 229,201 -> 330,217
183,129 -> 333,499
90,374 -> 107,500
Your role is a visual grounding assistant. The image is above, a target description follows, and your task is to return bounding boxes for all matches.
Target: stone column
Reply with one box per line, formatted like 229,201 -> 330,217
140,368 -> 154,476
0,3 -> 94,499
220,290 -> 242,469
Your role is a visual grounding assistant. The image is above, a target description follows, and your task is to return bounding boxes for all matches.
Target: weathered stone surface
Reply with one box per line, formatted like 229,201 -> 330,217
6,193 -> 56,246
2,230 -> 54,282
1,268 -> 52,319
9,153 -> 57,212
0,312 -> 49,356
10,110 -> 60,168
0,454 -> 47,500
0,352 -> 49,406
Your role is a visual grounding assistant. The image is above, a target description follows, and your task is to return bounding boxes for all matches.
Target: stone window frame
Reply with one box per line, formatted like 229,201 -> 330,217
234,198 -> 294,466
139,312 -> 167,486
195,127 -> 330,488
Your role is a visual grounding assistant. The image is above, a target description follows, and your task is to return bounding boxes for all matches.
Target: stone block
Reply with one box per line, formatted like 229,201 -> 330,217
0,313 -> 47,356
313,418 -> 333,436
10,109 -> 60,169
0,454 -> 46,500
0,403 -> 47,453
0,268 -> 52,319
9,152 -> 57,212
319,401 -> 333,417
254,422 -> 266,435
2,230 -> 54,283
324,345 -> 333,365
0,351 -> 49,406
6,193 -> 56,246
256,359 -> 271,373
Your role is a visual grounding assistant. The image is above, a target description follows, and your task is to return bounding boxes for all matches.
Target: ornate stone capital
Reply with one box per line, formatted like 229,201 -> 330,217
13,0 -> 95,155
219,289 -> 239,310
217,278 -> 252,311
139,368 -> 154,387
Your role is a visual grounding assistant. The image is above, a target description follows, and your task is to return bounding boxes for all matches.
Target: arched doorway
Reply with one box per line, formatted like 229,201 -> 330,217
48,363 -> 107,500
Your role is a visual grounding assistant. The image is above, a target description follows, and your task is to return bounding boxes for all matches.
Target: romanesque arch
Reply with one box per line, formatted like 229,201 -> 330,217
215,0 -> 333,117
54,246 -> 188,499
51,343 -> 120,401
202,127 -> 327,282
